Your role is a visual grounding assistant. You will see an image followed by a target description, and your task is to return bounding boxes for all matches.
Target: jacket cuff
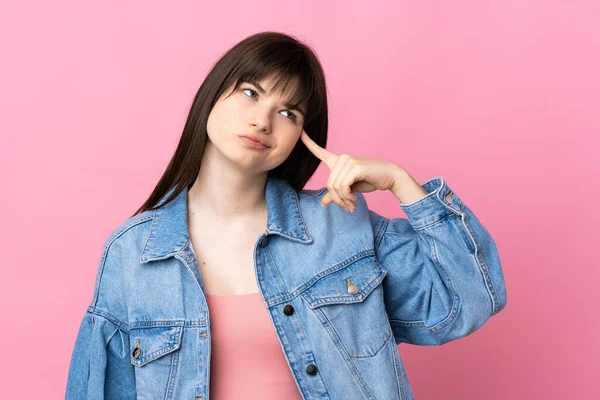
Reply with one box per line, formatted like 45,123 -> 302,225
399,176 -> 463,229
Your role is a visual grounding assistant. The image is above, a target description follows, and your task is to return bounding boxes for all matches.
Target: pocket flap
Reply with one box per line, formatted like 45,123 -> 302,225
129,325 -> 183,367
302,256 -> 387,308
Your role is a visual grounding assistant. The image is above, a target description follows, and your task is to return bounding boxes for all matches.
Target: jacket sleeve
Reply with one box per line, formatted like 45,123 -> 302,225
65,310 -> 136,399
368,176 -> 507,346
65,233 -> 137,399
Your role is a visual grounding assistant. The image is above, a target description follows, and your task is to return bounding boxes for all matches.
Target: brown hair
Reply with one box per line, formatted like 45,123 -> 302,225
131,31 -> 329,217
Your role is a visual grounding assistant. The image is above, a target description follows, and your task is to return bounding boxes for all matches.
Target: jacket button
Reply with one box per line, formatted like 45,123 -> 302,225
260,236 -> 270,248
132,339 -> 141,359
305,364 -> 318,375
347,283 -> 359,295
346,278 -> 359,295
283,304 -> 294,315
445,191 -> 454,204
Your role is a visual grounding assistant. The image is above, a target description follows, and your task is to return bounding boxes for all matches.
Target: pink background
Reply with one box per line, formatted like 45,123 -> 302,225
1,1 -> 598,399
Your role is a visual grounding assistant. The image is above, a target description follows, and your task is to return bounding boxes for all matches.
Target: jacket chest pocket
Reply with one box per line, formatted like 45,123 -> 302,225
129,325 -> 183,400
300,256 -> 393,358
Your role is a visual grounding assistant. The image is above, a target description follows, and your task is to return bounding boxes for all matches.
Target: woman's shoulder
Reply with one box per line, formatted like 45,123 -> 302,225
113,209 -> 154,236
88,210 -> 156,323
102,210 -> 155,251
297,186 -> 369,210
95,210 -> 156,285
298,187 -> 328,197
296,187 -> 372,231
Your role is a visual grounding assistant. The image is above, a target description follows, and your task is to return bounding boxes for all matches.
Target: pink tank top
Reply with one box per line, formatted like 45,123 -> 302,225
205,292 -> 303,399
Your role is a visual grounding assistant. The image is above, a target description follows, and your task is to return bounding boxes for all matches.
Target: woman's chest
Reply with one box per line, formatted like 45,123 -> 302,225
188,223 -> 266,296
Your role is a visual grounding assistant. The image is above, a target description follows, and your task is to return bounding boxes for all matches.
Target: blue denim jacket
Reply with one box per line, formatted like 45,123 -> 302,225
65,175 -> 507,400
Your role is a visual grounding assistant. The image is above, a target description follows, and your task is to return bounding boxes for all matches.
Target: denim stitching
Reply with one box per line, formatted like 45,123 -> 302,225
86,308 -> 129,332
91,215 -> 153,309
131,327 -> 183,367
313,307 -> 377,400
166,336 -> 181,399
459,212 -> 500,315
424,234 -> 461,334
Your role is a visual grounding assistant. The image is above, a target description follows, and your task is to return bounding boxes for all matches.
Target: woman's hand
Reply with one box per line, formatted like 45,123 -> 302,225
300,129 -> 407,212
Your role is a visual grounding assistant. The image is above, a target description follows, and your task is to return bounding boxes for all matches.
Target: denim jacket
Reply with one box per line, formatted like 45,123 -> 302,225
65,175 -> 507,400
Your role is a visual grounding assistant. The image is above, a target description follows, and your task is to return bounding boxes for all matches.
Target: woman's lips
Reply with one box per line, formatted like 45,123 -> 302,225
239,136 -> 269,149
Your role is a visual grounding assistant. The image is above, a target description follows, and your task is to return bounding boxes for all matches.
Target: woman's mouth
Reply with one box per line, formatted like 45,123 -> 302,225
239,136 -> 270,149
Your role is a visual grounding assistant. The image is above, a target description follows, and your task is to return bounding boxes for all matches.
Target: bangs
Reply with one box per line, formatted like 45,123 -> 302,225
256,70 -> 312,113
226,55 -> 320,120
232,69 -> 313,116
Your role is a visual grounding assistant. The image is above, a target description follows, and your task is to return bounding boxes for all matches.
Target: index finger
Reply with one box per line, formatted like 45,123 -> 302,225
300,129 -> 338,168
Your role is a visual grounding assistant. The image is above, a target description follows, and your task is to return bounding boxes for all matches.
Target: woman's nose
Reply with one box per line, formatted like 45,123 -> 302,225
250,108 -> 272,131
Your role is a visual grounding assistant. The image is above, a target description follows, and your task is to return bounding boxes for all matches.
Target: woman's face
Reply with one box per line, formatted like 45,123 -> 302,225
206,75 -> 307,173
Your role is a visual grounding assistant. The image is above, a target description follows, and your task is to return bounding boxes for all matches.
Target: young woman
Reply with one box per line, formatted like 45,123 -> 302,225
66,31 -> 507,400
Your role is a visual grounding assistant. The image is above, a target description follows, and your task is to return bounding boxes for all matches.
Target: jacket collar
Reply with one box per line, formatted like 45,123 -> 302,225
140,175 -> 312,263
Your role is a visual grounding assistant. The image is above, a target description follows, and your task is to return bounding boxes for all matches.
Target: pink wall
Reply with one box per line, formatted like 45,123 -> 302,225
1,1 -> 597,399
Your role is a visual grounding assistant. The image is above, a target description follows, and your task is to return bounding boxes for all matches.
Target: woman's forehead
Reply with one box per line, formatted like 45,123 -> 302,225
252,74 -> 300,96
243,75 -> 307,111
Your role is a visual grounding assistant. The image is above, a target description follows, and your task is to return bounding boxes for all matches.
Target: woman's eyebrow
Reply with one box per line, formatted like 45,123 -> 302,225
242,79 -> 306,117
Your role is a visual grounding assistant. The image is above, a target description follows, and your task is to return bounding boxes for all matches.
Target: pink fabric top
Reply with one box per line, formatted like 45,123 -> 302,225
205,292 -> 303,399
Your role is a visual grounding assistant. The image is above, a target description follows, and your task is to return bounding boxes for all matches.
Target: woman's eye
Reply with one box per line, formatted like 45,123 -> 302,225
242,88 -> 258,99
243,88 -> 297,122
281,110 -> 297,121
